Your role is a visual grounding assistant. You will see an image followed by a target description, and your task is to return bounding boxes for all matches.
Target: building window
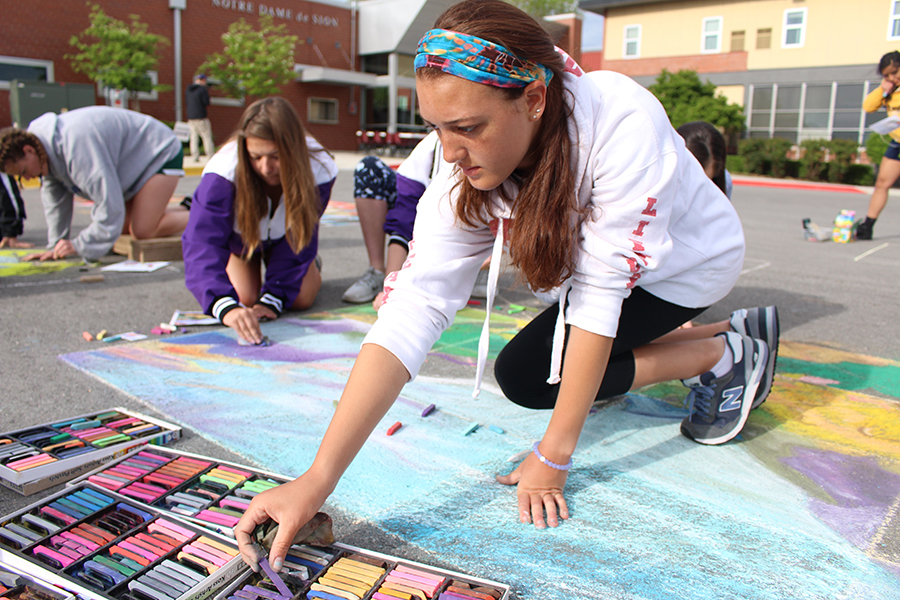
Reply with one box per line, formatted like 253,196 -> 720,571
889,0 -> 900,39
756,28 -> 772,49
624,25 -> 641,58
731,31 -> 745,52
782,8 -> 807,48
702,17 -> 723,54
308,98 -> 338,124
0,55 -> 53,90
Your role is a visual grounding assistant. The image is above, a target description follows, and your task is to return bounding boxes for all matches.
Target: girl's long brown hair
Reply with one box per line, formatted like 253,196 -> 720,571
234,97 -> 324,257
418,0 -> 581,292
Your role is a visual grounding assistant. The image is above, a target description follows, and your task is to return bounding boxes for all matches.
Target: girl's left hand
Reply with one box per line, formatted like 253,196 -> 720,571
496,452 -> 570,529
252,304 -> 277,321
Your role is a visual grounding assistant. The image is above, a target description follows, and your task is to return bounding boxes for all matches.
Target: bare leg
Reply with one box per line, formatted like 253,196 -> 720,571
292,261 -> 322,310
226,253 -> 262,306
354,197 -> 388,272
652,320 -> 730,344
867,155 -> 900,219
630,337 -> 726,390
127,174 -> 189,239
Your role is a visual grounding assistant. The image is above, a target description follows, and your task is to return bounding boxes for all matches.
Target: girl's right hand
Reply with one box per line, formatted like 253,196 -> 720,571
223,306 -> 264,344
882,79 -> 897,97
233,474 -> 332,571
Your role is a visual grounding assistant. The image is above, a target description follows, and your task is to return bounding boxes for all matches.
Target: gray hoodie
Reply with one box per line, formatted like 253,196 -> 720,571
28,106 -> 182,260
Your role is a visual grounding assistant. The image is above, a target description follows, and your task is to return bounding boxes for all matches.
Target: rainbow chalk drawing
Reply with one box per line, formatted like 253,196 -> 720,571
60,307 -> 900,599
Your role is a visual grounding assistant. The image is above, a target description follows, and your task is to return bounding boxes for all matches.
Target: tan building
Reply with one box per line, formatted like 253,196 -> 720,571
581,0 -> 900,144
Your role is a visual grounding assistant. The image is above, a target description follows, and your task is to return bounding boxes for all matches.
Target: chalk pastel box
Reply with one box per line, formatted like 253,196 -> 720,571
67,448 -> 291,538
1,562 -> 76,600
0,483 -> 245,600
1,482 -> 511,600
0,408 -> 182,496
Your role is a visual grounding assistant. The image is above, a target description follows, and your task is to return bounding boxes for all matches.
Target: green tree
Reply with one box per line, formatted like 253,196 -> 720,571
199,16 -> 298,101
67,4 -> 169,112
648,69 -> 745,135
506,0 -> 578,17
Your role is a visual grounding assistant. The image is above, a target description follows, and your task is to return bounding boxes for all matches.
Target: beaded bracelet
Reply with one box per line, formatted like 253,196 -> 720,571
531,442 -> 573,471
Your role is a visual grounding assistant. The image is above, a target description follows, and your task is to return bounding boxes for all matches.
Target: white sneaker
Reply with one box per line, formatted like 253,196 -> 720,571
342,267 -> 385,303
471,269 -> 489,298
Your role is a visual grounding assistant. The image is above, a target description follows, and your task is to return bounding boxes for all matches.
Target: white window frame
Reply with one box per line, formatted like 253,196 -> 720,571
782,7 -> 807,48
308,97 -> 339,124
623,24 -> 641,59
888,0 -> 900,40
701,17 -> 723,54
0,55 -> 54,90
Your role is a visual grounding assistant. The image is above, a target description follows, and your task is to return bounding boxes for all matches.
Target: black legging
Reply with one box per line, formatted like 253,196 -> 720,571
494,287 -> 707,409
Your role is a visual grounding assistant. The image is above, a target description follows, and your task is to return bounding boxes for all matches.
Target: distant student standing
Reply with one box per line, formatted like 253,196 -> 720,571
186,73 -> 215,162
0,173 -> 32,248
858,50 -> 900,240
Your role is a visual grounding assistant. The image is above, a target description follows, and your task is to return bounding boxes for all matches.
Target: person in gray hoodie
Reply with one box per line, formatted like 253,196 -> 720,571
0,106 -> 189,261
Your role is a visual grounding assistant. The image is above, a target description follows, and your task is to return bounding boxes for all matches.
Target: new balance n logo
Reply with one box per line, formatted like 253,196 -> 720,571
719,386 -> 744,412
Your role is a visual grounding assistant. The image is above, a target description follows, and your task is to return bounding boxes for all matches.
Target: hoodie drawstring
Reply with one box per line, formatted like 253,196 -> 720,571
472,220 -> 505,398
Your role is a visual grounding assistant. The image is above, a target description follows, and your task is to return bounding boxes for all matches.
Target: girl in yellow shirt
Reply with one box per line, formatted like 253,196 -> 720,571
859,51 -> 900,239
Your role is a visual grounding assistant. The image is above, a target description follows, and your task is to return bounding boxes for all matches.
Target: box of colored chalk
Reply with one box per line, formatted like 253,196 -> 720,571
203,540 -> 511,600
0,562 -> 77,600
0,482 -> 245,600
66,447 -> 291,539
0,408 -> 182,496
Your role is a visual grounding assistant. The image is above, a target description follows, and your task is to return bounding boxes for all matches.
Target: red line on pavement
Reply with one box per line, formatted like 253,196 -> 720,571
733,179 -> 863,194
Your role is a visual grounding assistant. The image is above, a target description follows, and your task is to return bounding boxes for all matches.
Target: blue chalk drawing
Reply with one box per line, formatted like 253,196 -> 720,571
60,316 -> 900,599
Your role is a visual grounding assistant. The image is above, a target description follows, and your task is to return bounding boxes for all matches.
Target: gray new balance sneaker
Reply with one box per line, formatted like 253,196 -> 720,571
342,267 -> 385,303
730,306 -> 779,409
680,331 -> 767,445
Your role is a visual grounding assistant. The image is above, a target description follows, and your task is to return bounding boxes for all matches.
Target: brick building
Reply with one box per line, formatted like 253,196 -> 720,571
1,0 -> 588,151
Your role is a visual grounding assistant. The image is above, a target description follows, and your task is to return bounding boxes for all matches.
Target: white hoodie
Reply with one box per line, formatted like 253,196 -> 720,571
365,62 -> 745,395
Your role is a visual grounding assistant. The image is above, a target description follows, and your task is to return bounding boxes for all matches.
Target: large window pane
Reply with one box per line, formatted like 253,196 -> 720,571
749,130 -> 770,138
773,130 -> 798,143
776,86 -> 801,110
831,131 -> 860,141
835,84 -> 864,109
832,112 -> 861,129
774,112 -> 799,128
752,86 -> 773,110
805,86 -> 832,110
750,112 -> 771,128
0,63 -> 48,82
803,112 -> 829,128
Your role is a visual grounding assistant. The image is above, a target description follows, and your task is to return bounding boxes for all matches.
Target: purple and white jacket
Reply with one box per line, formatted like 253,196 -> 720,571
182,139 -> 338,322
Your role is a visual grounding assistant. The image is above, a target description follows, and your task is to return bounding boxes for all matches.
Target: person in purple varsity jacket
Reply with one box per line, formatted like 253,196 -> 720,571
182,97 -> 338,344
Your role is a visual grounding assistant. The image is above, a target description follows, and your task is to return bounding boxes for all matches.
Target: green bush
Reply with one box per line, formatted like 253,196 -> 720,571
737,138 -> 770,175
799,139 -> 828,181
738,137 -> 794,177
844,164 -> 875,186
725,154 -> 744,174
866,133 -> 890,164
826,139 -> 859,183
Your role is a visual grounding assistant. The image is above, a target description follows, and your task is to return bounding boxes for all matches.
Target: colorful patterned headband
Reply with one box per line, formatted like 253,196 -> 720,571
414,29 -> 554,88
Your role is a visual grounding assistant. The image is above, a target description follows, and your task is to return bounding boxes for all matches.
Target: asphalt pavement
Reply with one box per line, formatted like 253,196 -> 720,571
1,158 -> 898,570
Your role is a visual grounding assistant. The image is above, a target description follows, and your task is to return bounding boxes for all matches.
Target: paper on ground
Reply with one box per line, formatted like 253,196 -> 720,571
101,260 -> 169,273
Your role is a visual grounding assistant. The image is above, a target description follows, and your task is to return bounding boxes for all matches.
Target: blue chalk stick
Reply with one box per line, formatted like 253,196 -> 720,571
487,424 -> 504,434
